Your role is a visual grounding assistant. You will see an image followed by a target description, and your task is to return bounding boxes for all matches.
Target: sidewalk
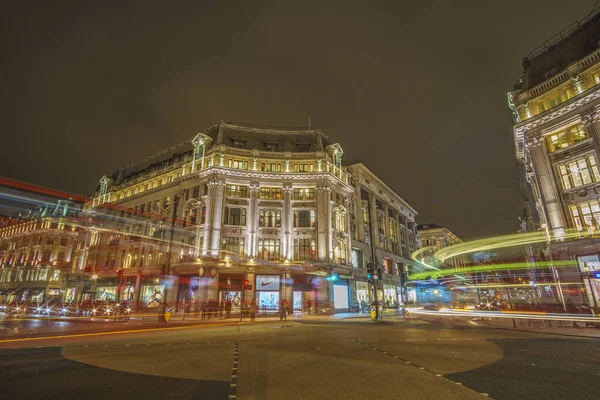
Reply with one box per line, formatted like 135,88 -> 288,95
466,317 -> 600,339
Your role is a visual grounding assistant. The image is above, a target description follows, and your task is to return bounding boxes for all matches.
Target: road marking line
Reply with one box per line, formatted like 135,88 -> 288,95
0,322 -> 241,344
229,342 -> 239,399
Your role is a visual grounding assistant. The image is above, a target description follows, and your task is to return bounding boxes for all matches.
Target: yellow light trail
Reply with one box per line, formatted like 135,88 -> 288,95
408,260 -> 575,281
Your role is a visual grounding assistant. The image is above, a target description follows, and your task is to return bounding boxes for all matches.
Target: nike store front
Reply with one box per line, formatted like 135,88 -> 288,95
256,275 -> 280,311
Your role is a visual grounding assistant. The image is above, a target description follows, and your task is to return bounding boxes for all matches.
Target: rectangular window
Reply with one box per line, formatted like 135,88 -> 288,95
559,155 -> 600,190
351,248 -> 363,268
225,184 -> 249,198
294,238 -> 316,261
294,164 -> 312,172
258,239 -> 280,260
192,186 -> 200,198
229,160 -> 248,170
294,209 -> 315,227
50,269 -> 60,281
259,209 -> 281,227
259,187 -> 282,200
261,163 -> 281,172
221,236 -> 245,257
265,143 -> 279,152
547,124 -> 589,152
571,200 -> 600,232
38,268 -> 48,281
224,207 -> 246,226
292,188 -> 315,200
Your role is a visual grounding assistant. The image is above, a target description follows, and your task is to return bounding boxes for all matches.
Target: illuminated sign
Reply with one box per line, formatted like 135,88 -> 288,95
255,275 -> 280,291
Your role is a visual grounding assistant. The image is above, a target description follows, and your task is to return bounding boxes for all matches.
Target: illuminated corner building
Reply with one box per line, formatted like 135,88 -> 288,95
508,10 -> 600,307
414,223 -> 466,304
344,162 -> 419,310
0,178 -> 87,304
82,121 -> 357,312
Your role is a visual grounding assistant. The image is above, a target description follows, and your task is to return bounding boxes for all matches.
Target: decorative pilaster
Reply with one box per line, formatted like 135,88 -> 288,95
344,197 -> 353,264
202,183 -> 215,256
316,184 -> 332,260
247,183 -> 260,257
527,135 -> 566,235
282,185 -> 293,260
210,179 -> 226,257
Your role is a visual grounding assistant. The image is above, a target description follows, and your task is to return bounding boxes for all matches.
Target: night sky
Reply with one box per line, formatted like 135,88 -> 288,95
1,1 -> 596,239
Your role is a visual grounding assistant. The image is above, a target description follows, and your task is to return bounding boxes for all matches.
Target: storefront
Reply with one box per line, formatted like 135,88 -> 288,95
355,281 -> 370,305
28,288 -> 45,303
96,278 -> 118,302
383,285 -> 398,308
578,254 -> 600,307
256,274 -> 280,311
46,288 -> 63,301
292,275 -> 316,311
141,283 -> 165,308
333,280 -> 349,311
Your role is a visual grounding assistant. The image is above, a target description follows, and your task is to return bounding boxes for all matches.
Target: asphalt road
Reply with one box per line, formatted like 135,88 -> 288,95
1,317 -> 599,400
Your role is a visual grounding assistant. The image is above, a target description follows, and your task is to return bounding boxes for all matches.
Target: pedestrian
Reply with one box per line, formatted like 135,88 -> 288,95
225,299 -> 232,318
250,299 -> 257,322
201,301 -> 207,320
307,298 -> 312,315
279,299 -> 287,321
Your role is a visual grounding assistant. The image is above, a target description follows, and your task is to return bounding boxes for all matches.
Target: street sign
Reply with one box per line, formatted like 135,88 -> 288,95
164,307 -> 171,322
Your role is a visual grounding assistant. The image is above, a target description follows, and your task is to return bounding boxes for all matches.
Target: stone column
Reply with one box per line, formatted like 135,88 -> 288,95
316,184 -> 331,261
327,196 -> 334,261
527,136 -> 566,234
203,181 -> 216,256
248,184 -> 260,257
345,198 -> 353,265
353,182 -> 364,241
282,184 -> 293,260
210,180 -> 226,257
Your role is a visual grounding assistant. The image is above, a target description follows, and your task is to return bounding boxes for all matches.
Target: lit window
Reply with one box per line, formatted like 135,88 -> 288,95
558,155 -> 600,190
261,163 -> 281,172
294,238 -> 316,261
259,187 -> 282,200
292,188 -> 315,200
221,236 -> 245,257
224,207 -> 246,226
258,239 -> 280,260
259,209 -> 281,227
571,201 -> 600,232
225,185 -> 248,198
547,124 -> 588,152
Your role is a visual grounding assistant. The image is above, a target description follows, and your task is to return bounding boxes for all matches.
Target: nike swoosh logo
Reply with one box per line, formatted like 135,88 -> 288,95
261,281 -> 274,286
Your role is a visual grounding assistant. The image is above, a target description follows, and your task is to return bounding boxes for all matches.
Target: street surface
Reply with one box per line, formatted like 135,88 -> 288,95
1,316 -> 599,400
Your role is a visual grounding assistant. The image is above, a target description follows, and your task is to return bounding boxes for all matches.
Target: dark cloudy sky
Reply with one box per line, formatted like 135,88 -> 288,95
1,1 -> 597,239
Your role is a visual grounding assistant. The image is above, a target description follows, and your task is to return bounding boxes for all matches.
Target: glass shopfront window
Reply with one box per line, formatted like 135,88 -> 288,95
383,285 -> 397,308
97,287 -> 116,301
141,285 -> 165,308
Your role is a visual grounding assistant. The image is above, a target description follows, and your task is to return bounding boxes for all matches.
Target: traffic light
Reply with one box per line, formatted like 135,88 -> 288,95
367,262 -> 375,281
326,272 -> 339,281
243,279 -> 249,288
